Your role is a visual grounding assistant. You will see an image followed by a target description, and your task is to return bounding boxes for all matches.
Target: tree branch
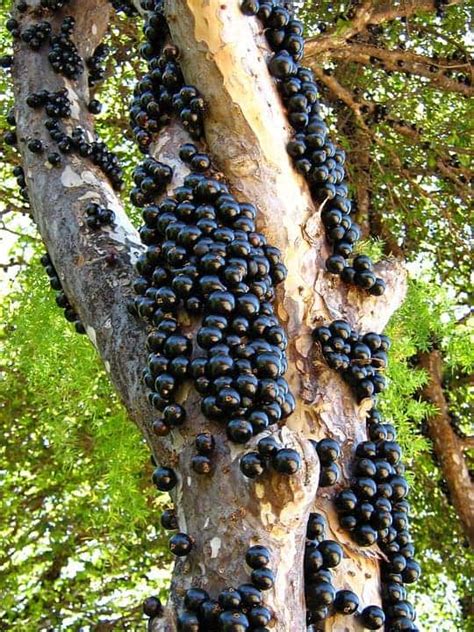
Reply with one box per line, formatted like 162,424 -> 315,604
313,66 -> 472,222
322,43 -> 473,97
304,0 -> 463,58
419,349 -> 474,547
11,0 -> 173,468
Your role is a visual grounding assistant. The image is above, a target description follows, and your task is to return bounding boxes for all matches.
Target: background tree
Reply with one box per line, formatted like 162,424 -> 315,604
0,0 -> 472,631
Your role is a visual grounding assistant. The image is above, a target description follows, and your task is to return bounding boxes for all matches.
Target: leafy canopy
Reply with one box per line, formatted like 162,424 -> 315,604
0,0 -> 472,630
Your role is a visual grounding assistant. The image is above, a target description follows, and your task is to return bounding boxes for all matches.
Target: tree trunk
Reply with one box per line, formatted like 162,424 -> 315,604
11,0 -> 407,630
419,350 -> 474,547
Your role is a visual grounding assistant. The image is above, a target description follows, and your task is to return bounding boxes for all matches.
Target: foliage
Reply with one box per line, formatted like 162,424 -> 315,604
0,262 -> 171,630
380,280 -> 474,630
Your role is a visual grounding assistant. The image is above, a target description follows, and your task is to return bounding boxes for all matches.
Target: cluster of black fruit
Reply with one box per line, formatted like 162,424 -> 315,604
26,88 -> 71,118
4,12 -> 122,185
191,432 -> 215,475
335,410 -> 421,630
305,511 -> 385,630
4,107 -> 17,148
87,43 -> 110,87
12,165 -> 29,202
43,121 -> 124,189
40,253 -> 85,334
130,150 -> 192,436
240,0 -> 385,296
151,464 -> 195,558
144,544 -> 275,630
312,318 -> 389,401
128,6 -> 204,151
124,0 -> 304,591
32,140 -> 61,167
336,410 -> 407,546
22,84 -> 122,186
6,15 -> 83,79
311,437 -> 340,487
14,19 -> 52,49
85,202 -> 115,229
312,314 -> 421,628
48,16 -> 84,79
131,157 -> 173,207
131,145 -> 299,456
3,105 -> 26,199
240,435 -> 301,479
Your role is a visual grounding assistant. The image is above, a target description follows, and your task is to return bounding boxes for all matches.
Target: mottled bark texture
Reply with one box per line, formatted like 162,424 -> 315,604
419,350 -> 474,547
10,0 -> 176,462
12,1 -> 407,631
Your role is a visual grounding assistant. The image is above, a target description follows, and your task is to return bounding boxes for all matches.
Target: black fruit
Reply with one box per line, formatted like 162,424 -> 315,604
246,545 -> 271,569
305,581 -> 336,608
184,588 -> 209,611
251,567 -> 275,590
143,596 -> 163,617
360,605 -> 385,629
238,583 -> 263,608
152,466 -> 177,491
306,513 -> 326,539
160,508 -> 178,530
218,610 -> 250,632
333,589 -> 359,615
169,532 -> 193,556
318,540 -> 343,568
316,438 -> 341,464
272,448 -> 301,474
240,452 -> 266,478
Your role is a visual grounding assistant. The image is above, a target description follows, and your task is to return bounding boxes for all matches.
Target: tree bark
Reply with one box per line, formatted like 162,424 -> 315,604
419,350 -> 474,547
12,1 -> 407,630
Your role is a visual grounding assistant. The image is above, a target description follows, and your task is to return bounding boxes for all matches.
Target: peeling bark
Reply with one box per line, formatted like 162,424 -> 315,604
419,350 -> 474,547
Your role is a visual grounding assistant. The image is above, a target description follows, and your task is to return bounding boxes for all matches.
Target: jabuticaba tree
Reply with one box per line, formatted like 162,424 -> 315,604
5,0 -> 423,630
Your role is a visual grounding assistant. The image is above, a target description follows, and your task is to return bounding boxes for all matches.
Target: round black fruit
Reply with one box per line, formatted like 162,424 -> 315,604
360,605 -> 385,629
333,590 -> 359,615
246,545 -> 271,569
143,596 -> 163,617
169,532 -> 193,557
272,448 -> 301,475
